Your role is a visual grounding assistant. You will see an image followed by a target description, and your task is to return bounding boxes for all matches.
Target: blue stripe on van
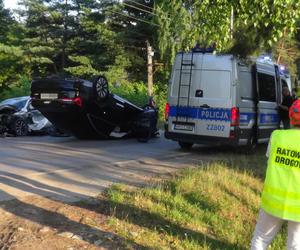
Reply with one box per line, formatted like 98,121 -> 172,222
259,113 -> 279,124
240,113 -> 279,124
169,106 -> 231,121
169,106 -> 279,124
240,113 -> 255,124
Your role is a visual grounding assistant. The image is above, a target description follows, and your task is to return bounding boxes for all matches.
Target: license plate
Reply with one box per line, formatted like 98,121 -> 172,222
40,93 -> 58,99
174,124 -> 194,131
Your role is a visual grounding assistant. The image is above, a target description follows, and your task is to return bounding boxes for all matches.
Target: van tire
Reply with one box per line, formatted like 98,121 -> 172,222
178,141 -> 193,150
246,134 -> 257,154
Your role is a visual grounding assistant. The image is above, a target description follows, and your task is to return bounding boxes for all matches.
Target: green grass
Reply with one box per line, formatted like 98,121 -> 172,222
99,147 -> 287,249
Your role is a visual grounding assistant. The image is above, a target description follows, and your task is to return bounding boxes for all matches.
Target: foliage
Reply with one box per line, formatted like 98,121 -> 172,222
155,0 -> 300,65
105,0 -> 156,82
110,81 -> 148,109
0,0 -> 12,42
272,23 -> 300,80
0,77 -> 31,101
1,0 -> 299,100
0,43 -> 29,91
153,83 -> 167,122
110,81 -> 167,122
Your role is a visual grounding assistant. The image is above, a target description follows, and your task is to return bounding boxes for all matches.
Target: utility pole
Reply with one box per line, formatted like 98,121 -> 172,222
230,6 -> 234,39
146,40 -> 154,96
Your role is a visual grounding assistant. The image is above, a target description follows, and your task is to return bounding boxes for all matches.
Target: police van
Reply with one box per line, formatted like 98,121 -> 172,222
164,51 -> 291,149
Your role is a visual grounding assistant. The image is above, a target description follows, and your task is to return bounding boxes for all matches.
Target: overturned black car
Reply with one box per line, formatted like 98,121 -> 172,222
31,76 -> 158,140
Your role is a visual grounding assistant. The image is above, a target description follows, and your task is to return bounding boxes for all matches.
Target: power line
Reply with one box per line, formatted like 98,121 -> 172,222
121,1 -> 172,23
122,2 -> 156,16
119,28 -> 152,38
107,9 -> 159,27
126,0 -> 154,11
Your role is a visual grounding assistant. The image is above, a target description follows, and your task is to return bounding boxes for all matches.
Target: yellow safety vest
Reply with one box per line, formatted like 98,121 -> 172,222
261,129 -> 300,222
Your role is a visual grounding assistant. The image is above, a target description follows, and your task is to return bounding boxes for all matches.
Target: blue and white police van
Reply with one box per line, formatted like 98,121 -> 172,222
164,51 -> 291,149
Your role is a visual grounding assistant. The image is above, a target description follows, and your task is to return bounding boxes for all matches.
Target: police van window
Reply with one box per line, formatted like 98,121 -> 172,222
239,70 -> 253,99
257,73 -> 276,102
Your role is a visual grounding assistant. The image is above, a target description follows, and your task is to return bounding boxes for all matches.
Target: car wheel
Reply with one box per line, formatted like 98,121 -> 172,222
93,76 -> 109,100
178,141 -> 193,150
10,117 -> 29,136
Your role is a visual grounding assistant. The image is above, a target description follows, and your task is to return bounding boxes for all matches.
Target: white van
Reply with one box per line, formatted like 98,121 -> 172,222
164,51 -> 290,149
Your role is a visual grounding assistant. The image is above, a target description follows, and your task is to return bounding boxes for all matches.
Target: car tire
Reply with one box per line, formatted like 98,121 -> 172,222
10,117 -> 29,136
178,141 -> 193,150
93,76 -> 109,100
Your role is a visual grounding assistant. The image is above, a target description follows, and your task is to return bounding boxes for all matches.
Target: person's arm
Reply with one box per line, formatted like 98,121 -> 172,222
280,96 -> 294,110
278,104 -> 289,111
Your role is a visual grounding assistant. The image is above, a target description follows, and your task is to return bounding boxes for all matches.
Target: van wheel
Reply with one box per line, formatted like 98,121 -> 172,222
246,134 -> 257,154
178,141 -> 193,150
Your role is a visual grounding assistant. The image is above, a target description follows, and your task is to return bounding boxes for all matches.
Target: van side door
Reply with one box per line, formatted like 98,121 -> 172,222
255,63 -> 279,142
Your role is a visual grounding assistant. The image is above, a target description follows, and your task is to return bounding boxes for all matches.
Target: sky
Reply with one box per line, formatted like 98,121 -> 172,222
4,0 -> 19,10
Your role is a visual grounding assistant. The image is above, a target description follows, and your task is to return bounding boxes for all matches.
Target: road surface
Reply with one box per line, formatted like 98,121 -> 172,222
0,136 -> 213,202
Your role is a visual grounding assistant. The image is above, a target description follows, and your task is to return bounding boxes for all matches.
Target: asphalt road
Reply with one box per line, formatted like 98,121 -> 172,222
0,135 -> 211,202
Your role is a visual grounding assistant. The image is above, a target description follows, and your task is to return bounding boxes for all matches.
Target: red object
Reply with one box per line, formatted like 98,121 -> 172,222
73,97 -> 83,107
61,97 -> 83,107
165,103 -> 170,120
289,99 -> 300,126
231,107 -> 240,126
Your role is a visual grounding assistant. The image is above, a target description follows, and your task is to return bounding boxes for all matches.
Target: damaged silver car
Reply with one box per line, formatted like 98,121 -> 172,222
0,96 -> 53,136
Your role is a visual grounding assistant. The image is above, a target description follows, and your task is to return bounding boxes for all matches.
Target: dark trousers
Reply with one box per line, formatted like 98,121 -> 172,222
282,119 -> 290,129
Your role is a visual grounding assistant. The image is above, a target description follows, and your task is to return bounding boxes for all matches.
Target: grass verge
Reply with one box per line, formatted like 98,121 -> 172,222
99,149 -> 287,249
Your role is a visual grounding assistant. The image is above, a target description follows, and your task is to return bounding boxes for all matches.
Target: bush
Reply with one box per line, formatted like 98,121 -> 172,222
110,81 -> 167,123
153,83 -> 167,122
110,82 -> 148,107
0,77 -> 31,102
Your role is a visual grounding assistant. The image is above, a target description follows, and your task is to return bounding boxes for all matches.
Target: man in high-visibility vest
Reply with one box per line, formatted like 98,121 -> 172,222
251,99 -> 300,250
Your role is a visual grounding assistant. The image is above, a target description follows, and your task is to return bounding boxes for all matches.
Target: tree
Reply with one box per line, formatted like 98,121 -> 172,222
0,0 -> 12,42
64,2 -> 131,83
19,0 -> 60,76
0,1 -> 29,92
104,0 -> 157,82
155,0 -> 300,66
273,31 -> 300,78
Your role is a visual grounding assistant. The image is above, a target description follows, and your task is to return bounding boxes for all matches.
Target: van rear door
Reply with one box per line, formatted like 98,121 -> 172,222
168,53 -> 234,138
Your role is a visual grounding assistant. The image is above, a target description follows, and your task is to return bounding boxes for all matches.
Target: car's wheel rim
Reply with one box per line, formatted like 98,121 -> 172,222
15,120 -> 27,136
96,77 -> 108,98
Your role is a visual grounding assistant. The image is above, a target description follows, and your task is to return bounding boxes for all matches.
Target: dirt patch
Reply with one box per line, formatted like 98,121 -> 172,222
0,196 -> 142,250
